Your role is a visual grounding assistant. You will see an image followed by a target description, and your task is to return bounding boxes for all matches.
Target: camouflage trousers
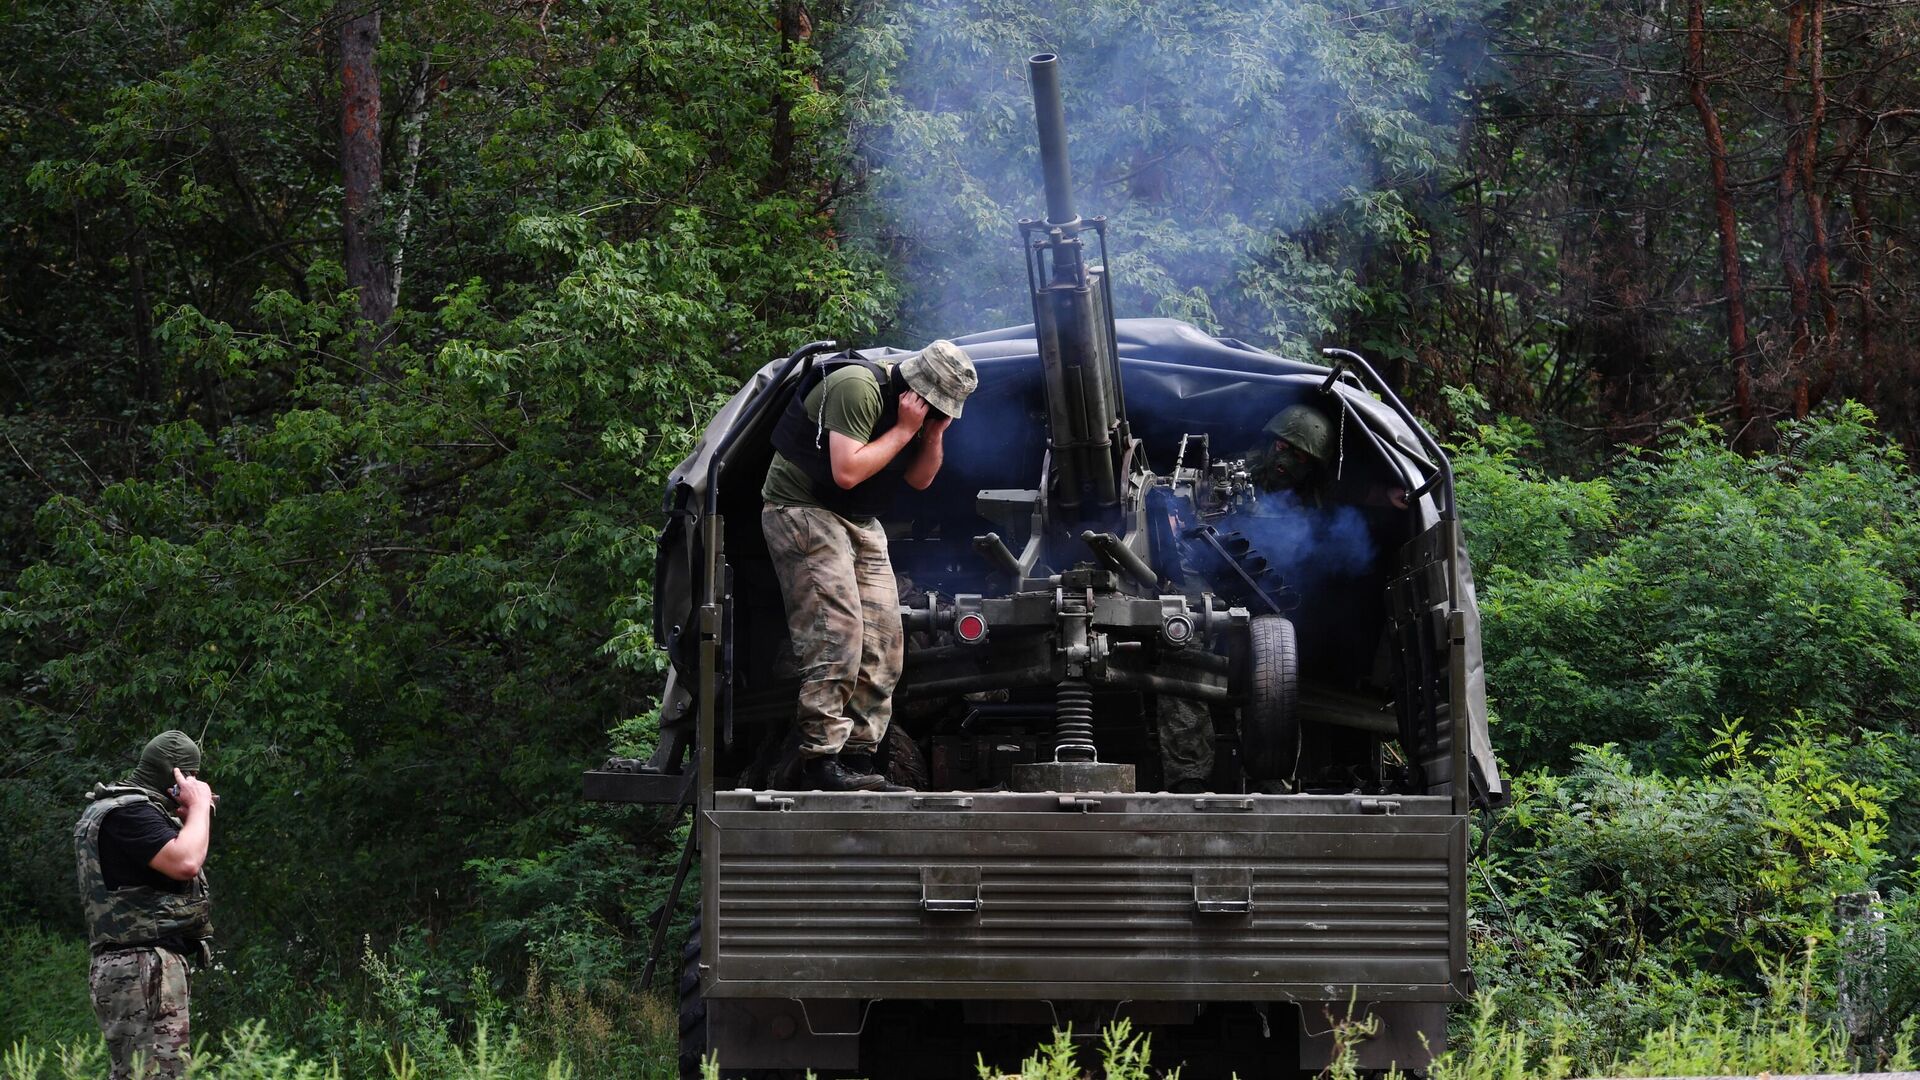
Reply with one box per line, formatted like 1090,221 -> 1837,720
762,504 -> 903,756
89,947 -> 190,1080
1156,695 -> 1216,788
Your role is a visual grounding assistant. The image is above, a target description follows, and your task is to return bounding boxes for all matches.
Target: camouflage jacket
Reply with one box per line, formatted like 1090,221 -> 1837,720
73,784 -> 212,951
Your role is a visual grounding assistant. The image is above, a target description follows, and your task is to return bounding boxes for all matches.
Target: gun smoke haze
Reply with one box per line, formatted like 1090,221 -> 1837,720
1230,490 -> 1379,595
840,0 -> 1494,353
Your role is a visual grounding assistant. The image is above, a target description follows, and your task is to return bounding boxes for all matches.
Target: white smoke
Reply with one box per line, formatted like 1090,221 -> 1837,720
840,0 -> 1495,348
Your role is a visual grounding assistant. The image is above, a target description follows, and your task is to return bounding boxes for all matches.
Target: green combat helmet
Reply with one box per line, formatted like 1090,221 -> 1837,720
1249,402 -> 1335,490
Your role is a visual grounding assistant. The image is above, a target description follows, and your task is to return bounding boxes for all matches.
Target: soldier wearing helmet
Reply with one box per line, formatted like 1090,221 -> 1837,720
1246,403 -> 1337,499
1246,402 -> 1409,510
1157,400 -> 1405,793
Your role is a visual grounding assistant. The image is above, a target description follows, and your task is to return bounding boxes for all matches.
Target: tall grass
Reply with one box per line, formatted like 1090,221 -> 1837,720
1416,995 -> 1917,1080
962,994 -> 1920,1080
6,1002 -> 1915,1080
0,1021 -> 581,1080
5,938 -> 1912,1080
0,927 -> 94,1051
0,929 -> 677,1080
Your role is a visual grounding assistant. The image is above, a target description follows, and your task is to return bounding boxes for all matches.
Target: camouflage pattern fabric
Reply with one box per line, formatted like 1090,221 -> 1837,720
762,504 -> 903,756
89,947 -> 190,1079
1155,695 -> 1214,788
74,788 -> 212,949
896,339 -> 978,419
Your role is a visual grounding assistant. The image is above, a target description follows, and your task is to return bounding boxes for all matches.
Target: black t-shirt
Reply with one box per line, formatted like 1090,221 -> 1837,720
98,803 -> 187,892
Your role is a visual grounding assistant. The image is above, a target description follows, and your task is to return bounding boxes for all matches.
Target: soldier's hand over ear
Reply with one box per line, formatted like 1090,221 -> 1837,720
172,768 -> 216,815
897,391 -> 930,434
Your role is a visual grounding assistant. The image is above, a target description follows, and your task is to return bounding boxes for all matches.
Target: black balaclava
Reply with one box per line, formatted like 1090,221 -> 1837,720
129,730 -> 202,798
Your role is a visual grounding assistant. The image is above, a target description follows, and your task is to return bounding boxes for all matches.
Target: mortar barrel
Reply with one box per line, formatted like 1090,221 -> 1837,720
1028,54 -> 1077,225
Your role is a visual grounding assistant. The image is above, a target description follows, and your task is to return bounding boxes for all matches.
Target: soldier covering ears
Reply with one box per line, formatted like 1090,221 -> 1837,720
760,340 -> 979,791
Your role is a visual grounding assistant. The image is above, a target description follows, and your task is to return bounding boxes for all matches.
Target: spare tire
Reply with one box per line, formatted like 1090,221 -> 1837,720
1241,615 -> 1300,784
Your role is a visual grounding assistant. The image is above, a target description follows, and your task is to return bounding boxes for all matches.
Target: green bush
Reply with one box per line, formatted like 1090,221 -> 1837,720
1425,990 -> 1917,1080
0,927 -> 94,1051
1454,403 -> 1920,774
0,1020 -> 583,1080
1470,732 -> 1911,1069
0,0 -> 884,1052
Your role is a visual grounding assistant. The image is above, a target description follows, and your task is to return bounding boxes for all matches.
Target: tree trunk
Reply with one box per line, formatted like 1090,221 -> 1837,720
765,0 -> 810,194
1778,0 -> 1815,419
341,4 -> 392,345
1802,0 -> 1843,409
389,60 -> 432,314
1848,119 -> 1877,407
1685,0 -> 1754,439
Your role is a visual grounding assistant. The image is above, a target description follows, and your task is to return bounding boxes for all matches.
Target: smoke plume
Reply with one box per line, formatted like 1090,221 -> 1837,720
840,0 -> 1495,350
1229,489 -> 1379,596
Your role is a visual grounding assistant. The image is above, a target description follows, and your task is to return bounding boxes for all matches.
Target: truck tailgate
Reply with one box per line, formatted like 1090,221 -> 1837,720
701,791 -> 1468,1002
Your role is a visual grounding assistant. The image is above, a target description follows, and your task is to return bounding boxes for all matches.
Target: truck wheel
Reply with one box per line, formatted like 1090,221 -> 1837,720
1241,614 -> 1300,784
874,724 -> 928,789
678,913 -> 707,1079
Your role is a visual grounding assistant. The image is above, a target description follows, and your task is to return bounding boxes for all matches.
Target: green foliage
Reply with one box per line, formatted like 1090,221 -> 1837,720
0,928 -> 93,1052
1470,733 -> 1912,1068
1418,989 -> 1919,1080
1,0 -> 882,1059
1451,404 -> 1920,1068
1455,404 -> 1920,772
1,1020 -> 591,1080
977,1027 -> 1083,1080
238,939 -> 673,1080
975,1020 -> 1172,1080
468,823 -> 687,991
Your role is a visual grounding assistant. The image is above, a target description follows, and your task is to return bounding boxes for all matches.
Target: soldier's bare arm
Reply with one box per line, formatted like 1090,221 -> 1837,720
149,768 -> 214,881
827,392 -> 929,489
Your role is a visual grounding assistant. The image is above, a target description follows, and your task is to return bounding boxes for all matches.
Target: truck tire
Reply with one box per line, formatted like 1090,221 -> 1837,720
679,915 -> 812,1079
1241,614 -> 1300,784
678,913 -> 707,1079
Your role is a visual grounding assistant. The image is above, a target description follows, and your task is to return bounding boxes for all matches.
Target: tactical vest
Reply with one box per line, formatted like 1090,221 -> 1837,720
769,358 -> 906,520
73,785 -> 212,951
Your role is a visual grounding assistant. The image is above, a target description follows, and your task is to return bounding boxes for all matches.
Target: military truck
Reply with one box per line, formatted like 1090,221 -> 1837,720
587,54 -> 1506,1079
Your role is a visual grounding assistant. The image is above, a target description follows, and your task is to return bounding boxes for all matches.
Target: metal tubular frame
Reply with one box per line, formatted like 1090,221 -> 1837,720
1319,347 -> 1469,815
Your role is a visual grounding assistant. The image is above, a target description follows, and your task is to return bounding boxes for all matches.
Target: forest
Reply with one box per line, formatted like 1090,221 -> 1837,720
3,0 -> 1920,1075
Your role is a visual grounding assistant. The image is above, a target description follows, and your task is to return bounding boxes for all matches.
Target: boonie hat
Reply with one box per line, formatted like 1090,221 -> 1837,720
899,340 -> 979,419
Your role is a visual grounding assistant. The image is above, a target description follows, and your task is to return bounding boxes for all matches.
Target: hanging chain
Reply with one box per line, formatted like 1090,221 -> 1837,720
1335,401 -> 1347,481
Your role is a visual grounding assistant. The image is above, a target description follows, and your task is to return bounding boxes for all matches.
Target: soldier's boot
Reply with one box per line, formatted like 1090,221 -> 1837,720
800,754 -> 888,792
841,750 -> 914,793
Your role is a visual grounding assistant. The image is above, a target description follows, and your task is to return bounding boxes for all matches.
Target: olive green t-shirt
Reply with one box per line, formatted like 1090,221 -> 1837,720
761,362 -> 894,510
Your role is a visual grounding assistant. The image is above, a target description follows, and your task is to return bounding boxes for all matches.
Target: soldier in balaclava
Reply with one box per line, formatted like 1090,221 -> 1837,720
761,340 -> 979,791
74,730 -> 217,1079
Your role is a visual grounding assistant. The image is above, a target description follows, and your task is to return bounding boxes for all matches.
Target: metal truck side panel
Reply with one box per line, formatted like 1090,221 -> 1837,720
699,799 -> 1467,1003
